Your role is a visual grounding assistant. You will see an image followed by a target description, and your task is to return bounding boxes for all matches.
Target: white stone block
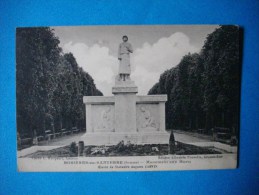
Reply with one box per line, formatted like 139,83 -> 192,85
82,84 -> 168,145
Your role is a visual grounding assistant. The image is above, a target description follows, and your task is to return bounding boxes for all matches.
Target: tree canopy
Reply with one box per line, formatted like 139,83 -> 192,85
149,25 -> 240,132
16,27 -> 102,137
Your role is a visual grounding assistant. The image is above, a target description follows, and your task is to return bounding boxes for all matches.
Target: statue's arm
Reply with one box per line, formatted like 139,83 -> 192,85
128,43 -> 133,53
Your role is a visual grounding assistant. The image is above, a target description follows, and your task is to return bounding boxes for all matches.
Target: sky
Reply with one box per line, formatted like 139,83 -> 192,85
52,25 -> 218,95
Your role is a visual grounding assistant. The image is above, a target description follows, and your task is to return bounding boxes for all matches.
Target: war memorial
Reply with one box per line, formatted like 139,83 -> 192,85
81,35 -> 169,145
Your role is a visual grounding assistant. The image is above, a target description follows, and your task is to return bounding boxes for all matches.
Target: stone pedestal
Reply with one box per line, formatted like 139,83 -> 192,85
112,86 -> 137,133
81,80 -> 169,145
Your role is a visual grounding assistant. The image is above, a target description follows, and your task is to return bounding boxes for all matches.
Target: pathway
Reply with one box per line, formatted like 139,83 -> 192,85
39,132 -> 85,146
173,130 -> 214,143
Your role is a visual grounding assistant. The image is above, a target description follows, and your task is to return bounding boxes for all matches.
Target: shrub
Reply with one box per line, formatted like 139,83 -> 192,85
69,142 -> 77,154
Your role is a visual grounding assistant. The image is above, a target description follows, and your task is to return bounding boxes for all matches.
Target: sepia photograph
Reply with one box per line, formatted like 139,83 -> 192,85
16,25 -> 241,171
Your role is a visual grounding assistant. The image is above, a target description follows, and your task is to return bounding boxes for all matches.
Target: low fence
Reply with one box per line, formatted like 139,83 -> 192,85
18,127 -> 82,149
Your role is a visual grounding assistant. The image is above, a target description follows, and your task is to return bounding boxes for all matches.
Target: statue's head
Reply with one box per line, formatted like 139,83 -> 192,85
122,35 -> 128,42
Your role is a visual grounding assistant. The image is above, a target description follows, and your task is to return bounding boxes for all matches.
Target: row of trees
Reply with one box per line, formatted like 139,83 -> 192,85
16,27 -> 102,137
149,25 -> 240,132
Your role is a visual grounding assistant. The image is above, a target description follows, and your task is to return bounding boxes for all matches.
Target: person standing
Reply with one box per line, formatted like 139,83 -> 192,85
118,35 -> 133,81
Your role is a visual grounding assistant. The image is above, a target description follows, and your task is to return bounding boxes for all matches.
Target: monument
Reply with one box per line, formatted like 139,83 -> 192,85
81,36 -> 169,145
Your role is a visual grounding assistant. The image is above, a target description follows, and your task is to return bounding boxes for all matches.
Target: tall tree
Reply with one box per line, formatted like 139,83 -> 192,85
201,25 -> 240,130
16,28 -> 102,138
16,27 -> 61,136
149,25 -> 240,132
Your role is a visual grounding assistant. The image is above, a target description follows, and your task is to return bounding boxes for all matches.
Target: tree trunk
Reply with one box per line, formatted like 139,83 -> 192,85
60,114 -> 63,130
222,112 -> 225,127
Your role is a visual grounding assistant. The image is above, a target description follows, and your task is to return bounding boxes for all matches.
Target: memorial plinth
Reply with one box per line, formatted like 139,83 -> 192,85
113,85 -> 137,133
81,80 -> 169,145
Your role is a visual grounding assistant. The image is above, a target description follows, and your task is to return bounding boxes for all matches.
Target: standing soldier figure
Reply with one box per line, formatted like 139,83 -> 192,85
118,35 -> 133,81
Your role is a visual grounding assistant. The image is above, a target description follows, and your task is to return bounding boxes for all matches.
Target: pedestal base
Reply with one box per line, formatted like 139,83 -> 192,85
80,132 -> 170,146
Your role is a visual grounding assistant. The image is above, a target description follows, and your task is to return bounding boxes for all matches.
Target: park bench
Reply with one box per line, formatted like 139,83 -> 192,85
35,135 -> 44,142
212,127 -> 232,141
21,137 -> 32,145
45,130 -> 54,141
72,127 -> 80,134
61,128 -> 70,136
31,135 -> 44,145
18,133 -> 33,148
54,132 -> 61,137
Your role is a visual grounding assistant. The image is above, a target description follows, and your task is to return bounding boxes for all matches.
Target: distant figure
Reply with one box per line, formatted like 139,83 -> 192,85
118,35 -> 133,81
140,107 -> 156,129
100,107 -> 112,129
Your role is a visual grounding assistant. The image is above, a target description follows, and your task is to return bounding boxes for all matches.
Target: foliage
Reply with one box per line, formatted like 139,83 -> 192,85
149,25 -> 240,132
16,27 -> 102,137
69,142 -> 77,154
